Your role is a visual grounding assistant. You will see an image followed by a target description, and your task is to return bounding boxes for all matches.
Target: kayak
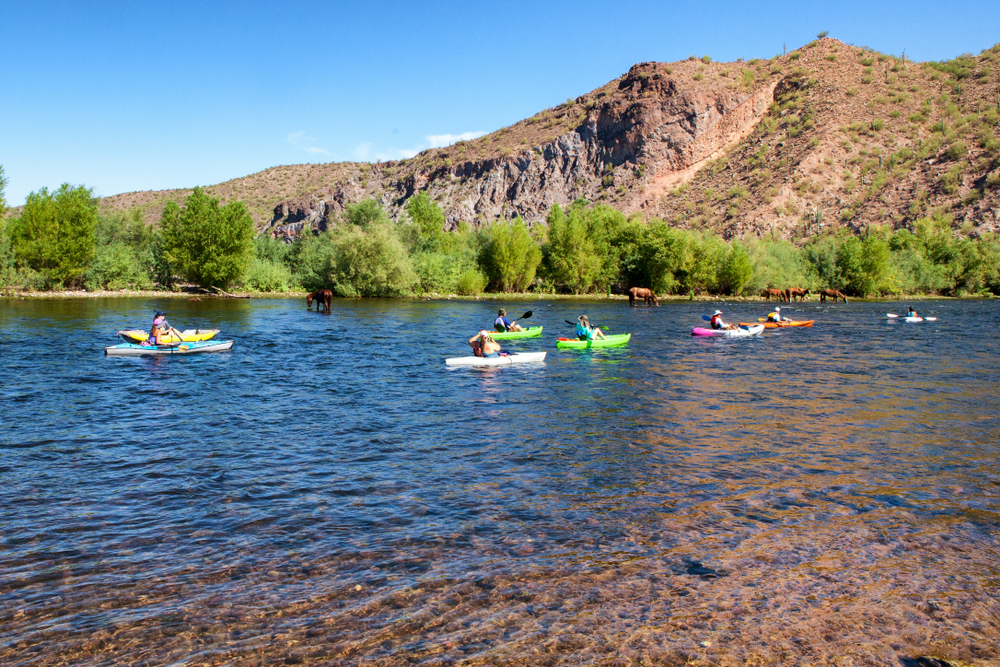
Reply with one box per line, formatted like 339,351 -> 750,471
105,340 -> 234,356
485,326 -> 543,340
692,325 -> 764,337
445,351 -> 547,367
556,333 -> 631,348
886,313 -> 937,322
744,319 -> 815,328
117,328 -> 220,344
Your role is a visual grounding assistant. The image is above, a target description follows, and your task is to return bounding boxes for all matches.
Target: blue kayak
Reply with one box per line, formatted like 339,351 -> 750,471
105,340 -> 234,356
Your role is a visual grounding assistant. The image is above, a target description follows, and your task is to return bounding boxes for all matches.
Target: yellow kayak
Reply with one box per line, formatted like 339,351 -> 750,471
117,329 -> 220,344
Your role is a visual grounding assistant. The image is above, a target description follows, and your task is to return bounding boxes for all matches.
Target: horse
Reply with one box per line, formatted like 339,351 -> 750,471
818,289 -> 848,303
786,288 -> 811,302
306,289 -> 333,312
628,287 -> 659,306
761,288 -> 787,302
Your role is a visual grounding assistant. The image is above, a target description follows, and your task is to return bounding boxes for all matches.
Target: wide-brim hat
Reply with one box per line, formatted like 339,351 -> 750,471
713,310 -> 722,315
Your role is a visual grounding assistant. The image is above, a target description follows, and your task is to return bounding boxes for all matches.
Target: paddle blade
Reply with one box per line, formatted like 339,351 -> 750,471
886,313 -> 898,318
520,311 -> 532,320
702,315 -> 712,321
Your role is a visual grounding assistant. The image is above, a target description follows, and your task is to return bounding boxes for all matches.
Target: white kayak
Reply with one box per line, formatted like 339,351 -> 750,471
887,313 -> 937,322
106,340 -> 234,356
445,351 -> 547,367
691,324 -> 764,337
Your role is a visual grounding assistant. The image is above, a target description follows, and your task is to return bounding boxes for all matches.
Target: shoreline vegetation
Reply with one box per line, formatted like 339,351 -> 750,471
3,173 -> 1000,301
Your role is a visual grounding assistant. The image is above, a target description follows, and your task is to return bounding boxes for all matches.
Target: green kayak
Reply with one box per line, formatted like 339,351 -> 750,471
556,333 -> 631,348
487,326 -> 543,340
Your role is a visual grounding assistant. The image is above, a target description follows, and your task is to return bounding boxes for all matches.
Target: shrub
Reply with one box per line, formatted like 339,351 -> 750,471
242,258 -> 296,292
702,55 -> 712,64
85,243 -> 154,291
817,31 -> 829,38
456,268 -> 487,295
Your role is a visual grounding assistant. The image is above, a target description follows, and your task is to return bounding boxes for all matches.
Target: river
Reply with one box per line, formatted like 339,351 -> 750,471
1,296 -> 998,666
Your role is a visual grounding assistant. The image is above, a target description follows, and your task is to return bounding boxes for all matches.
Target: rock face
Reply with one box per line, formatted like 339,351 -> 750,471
101,40 -> 1000,241
263,62 -> 780,236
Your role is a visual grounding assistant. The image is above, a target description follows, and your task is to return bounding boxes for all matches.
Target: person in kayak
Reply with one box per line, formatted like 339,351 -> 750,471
907,306 -> 917,318
576,315 -> 606,340
710,309 -> 736,330
767,307 -> 786,323
141,310 -> 182,346
469,330 -> 503,358
494,309 -> 523,332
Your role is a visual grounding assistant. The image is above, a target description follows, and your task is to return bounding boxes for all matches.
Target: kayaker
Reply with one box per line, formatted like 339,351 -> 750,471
469,330 -> 502,358
767,307 -> 785,323
142,310 -> 183,346
710,309 -> 735,330
576,315 -> 606,340
494,309 -> 523,332
907,306 -> 917,318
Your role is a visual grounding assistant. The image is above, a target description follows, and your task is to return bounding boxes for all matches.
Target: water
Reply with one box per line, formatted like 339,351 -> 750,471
1,297 -> 999,666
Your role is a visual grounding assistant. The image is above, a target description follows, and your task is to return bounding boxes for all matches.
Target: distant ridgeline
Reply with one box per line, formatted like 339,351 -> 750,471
3,38 -> 1000,295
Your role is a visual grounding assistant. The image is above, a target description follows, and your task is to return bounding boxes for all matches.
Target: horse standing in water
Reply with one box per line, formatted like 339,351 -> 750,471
786,288 -> 812,302
761,288 -> 787,302
819,289 -> 848,303
306,289 -> 333,312
628,287 -> 659,306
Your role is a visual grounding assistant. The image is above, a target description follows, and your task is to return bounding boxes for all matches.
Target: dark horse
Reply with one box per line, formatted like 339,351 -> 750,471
819,289 -> 848,303
786,288 -> 812,302
761,288 -> 787,302
628,287 -> 659,306
306,289 -> 333,312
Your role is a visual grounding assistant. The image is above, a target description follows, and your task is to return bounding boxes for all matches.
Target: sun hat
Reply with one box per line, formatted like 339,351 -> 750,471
578,315 -> 589,323
498,309 -> 506,316
713,309 -> 722,315
479,330 -> 491,339
775,306 -> 781,311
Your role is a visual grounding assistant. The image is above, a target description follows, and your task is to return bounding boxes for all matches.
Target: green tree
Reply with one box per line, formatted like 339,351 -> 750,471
406,192 -> 446,251
9,183 -> 98,286
481,218 -> 542,292
0,165 -> 8,218
345,199 -> 389,229
159,187 -> 255,288
718,241 -> 754,295
836,233 -> 892,296
542,204 -> 603,293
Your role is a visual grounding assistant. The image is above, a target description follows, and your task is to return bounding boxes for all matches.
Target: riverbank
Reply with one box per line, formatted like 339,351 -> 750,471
1,287 -> 983,301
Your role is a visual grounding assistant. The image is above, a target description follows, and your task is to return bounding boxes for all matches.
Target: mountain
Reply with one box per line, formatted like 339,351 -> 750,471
101,38 -> 1000,240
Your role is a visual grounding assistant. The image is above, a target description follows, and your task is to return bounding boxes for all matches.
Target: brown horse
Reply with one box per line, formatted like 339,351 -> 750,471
786,288 -> 811,302
819,289 -> 848,303
306,289 -> 333,312
628,287 -> 659,306
761,288 -> 787,302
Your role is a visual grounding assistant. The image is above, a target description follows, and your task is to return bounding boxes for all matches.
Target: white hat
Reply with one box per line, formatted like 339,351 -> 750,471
479,330 -> 491,339
775,306 -> 781,311
713,309 -> 722,315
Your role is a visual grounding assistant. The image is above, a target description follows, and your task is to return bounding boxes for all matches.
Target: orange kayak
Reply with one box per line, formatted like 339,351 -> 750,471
740,320 -> 814,328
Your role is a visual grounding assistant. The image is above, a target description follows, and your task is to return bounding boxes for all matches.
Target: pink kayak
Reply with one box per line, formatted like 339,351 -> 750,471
692,325 -> 765,337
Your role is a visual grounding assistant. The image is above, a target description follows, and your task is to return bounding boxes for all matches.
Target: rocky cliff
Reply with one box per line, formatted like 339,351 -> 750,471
100,38 -> 1000,241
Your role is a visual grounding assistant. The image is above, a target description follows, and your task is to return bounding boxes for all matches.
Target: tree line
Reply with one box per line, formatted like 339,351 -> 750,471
1,172 -> 999,298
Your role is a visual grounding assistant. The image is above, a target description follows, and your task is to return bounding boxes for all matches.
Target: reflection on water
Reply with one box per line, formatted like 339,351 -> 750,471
1,297 -> 999,665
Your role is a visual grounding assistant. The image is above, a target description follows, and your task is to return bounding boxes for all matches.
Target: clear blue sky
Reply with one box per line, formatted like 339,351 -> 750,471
2,0 -> 997,206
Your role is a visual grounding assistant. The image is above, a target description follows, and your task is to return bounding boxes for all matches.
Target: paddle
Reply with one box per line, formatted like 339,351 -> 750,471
564,319 -> 610,331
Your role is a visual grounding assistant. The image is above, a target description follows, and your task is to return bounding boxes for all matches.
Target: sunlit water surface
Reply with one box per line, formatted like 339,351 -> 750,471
1,297 -> 999,666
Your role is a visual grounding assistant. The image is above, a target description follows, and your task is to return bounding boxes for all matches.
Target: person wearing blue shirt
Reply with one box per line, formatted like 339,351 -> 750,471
494,309 -> 523,332
576,315 -> 606,340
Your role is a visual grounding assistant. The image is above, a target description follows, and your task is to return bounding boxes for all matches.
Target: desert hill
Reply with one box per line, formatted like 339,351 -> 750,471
100,38 -> 1000,241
